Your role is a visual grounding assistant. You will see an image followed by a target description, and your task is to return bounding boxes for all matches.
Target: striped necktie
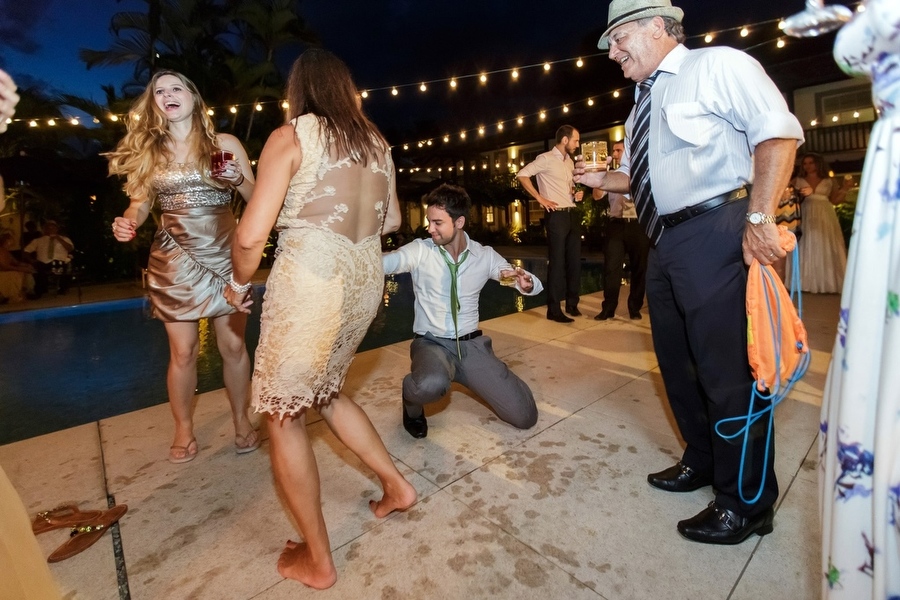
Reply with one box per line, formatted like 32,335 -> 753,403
630,73 -> 664,245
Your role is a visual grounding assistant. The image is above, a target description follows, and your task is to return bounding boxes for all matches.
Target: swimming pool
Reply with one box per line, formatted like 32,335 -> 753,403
0,259 -> 603,444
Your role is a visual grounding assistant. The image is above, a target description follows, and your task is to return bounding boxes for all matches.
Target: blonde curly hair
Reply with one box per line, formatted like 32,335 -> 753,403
106,70 -> 225,201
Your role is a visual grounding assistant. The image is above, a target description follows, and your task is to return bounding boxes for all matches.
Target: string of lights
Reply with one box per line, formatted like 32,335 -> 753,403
5,7 -> 861,141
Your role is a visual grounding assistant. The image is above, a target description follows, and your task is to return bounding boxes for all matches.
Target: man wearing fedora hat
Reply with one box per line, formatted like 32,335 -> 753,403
577,0 -> 804,544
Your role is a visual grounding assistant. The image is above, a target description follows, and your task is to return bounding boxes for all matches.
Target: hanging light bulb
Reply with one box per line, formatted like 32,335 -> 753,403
783,0 -> 852,37
497,122 -> 504,131
403,144 -> 409,150
543,62 -> 551,72
391,87 -> 398,96
740,27 -> 749,37
443,135 -> 450,142
110,114 -> 119,122
70,117 -> 79,125
255,103 -> 263,111
588,98 -> 595,106
576,58 -> 584,68
563,105 -> 569,113
478,126 -> 485,135
539,111 -> 546,120
281,100 -> 289,109
777,38 -> 786,48
511,69 -> 519,79
613,90 -> 620,98
419,82 -> 427,92
479,73 -> 487,84
704,33 -> 713,43
517,116 -> 524,125
29,120 -> 38,127
230,106 -> 237,114
460,131 -> 466,139
207,108 -> 215,116
360,90 -> 368,99
450,78 -> 457,89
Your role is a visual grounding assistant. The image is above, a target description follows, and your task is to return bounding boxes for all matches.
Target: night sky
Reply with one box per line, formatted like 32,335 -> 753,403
0,0 -> 855,137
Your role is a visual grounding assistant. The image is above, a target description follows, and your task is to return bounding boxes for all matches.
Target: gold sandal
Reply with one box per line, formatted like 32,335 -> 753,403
32,505 -> 103,535
47,504 -> 128,563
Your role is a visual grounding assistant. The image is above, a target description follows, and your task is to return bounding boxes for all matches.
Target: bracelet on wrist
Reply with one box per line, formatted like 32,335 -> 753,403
234,174 -> 245,187
228,276 -> 252,294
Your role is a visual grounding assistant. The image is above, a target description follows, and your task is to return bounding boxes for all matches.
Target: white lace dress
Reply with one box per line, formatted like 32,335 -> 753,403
252,114 -> 394,417
821,1 -> 900,597
786,176 -> 847,293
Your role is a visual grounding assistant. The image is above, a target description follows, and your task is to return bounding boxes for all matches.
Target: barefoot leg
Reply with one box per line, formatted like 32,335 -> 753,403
268,412 -> 337,589
318,394 -> 417,518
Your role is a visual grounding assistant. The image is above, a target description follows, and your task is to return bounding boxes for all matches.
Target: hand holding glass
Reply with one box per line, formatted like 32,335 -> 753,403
499,268 -> 519,286
211,150 -> 234,177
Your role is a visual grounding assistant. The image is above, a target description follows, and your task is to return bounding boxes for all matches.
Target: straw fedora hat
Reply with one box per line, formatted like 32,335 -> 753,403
597,0 -> 684,49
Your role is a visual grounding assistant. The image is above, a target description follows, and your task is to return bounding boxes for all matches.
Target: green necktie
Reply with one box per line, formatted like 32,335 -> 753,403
438,246 -> 469,358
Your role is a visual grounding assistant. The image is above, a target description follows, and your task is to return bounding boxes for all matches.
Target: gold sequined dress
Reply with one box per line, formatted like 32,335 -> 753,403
147,163 -> 236,322
252,114 -> 394,417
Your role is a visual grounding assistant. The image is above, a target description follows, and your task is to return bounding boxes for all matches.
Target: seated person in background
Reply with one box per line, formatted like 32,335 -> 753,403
20,220 -> 41,249
383,183 -> 542,438
0,231 -> 36,302
23,220 -> 74,297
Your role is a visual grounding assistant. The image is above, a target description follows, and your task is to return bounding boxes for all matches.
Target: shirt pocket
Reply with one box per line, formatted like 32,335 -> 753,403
660,101 -> 715,154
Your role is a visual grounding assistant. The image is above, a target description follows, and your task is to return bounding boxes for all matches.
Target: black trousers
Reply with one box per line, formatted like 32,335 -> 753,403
602,218 -> 649,314
545,209 -> 581,314
33,261 -> 71,295
646,198 -> 777,517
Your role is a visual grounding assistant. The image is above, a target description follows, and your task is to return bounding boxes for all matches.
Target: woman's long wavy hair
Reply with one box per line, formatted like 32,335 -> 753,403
285,49 -> 388,166
799,152 -> 830,180
106,70 -> 223,201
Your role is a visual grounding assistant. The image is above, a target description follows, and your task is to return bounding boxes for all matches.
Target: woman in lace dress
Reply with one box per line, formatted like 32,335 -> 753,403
108,71 -> 260,463
786,152 -> 850,293
820,1 -> 900,597
226,49 -> 415,590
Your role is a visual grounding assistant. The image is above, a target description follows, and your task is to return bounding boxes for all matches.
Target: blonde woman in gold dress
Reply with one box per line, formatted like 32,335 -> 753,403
108,71 -> 259,464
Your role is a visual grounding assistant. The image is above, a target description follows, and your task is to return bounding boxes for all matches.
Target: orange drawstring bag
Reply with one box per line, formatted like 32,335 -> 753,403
746,226 -> 809,391
718,226 -> 810,505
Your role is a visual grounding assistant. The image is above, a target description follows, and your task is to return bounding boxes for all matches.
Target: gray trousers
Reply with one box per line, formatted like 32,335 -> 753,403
402,333 -> 538,429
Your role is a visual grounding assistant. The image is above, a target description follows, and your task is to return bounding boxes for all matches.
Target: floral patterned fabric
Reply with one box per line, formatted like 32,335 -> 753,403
822,1 -> 900,597
252,114 -> 394,417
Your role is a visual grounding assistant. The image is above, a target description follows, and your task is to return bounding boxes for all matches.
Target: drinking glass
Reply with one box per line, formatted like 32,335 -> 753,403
581,141 -> 608,172
211,150 -> 234,176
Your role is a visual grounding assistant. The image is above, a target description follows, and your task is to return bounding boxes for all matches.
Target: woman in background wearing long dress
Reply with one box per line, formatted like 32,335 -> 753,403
108,71 -> 259,464
787,152 -> 850,293
225,49 -> 416,590
820,1 -> 900,597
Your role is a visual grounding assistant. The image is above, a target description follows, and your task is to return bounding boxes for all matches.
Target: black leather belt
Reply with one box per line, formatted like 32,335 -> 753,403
610,217 -> 638,222
552,207 -> 575,212
415,330 -> 482,342
659,187 -> 748,228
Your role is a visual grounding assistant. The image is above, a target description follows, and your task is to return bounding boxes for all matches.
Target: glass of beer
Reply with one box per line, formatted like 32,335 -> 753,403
581,141 -> 608,172
499,268 -> 518,286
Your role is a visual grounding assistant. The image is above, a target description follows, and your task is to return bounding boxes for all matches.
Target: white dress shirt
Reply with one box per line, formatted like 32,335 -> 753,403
517,147 -> 576,208
382,234 -> 543,338
24,235 -> 73,264
618,44 -> 804,214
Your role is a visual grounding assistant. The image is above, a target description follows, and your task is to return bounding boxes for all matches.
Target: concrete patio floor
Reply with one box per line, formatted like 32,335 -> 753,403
0,288 -> 839,600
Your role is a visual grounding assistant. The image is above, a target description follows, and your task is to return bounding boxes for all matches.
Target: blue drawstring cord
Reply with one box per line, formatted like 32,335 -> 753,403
714,248 -> 810,505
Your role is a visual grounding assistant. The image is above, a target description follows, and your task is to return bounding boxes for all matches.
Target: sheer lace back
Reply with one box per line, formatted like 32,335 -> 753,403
252,114 -> 394,417
276,114 -> 392,243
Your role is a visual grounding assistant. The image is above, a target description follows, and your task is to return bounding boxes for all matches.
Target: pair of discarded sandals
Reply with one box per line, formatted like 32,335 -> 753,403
32,504 -> 128,562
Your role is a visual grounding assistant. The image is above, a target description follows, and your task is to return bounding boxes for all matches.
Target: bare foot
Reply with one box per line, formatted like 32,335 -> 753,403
369,477 -> 417,518
277,540 -> 337,590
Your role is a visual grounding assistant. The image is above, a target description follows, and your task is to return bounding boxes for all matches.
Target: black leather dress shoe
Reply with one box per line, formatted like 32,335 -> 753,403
594,311 -> 614,321
677,501 -> 775,544
647,462 -> 713,492
402,405 -> 427,438
629,311 -> 642,320
547,312 -> 574,323
565,306 -> 582,317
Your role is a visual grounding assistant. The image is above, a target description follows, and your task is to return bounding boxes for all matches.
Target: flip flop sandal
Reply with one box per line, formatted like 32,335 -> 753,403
234,429 -> 261,455
47,504 -> 128,563
168,438 -> 198,464
32,505 -> 103,535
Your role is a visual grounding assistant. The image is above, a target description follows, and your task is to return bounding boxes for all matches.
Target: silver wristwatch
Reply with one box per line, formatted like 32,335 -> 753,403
746,212 -> 776,225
